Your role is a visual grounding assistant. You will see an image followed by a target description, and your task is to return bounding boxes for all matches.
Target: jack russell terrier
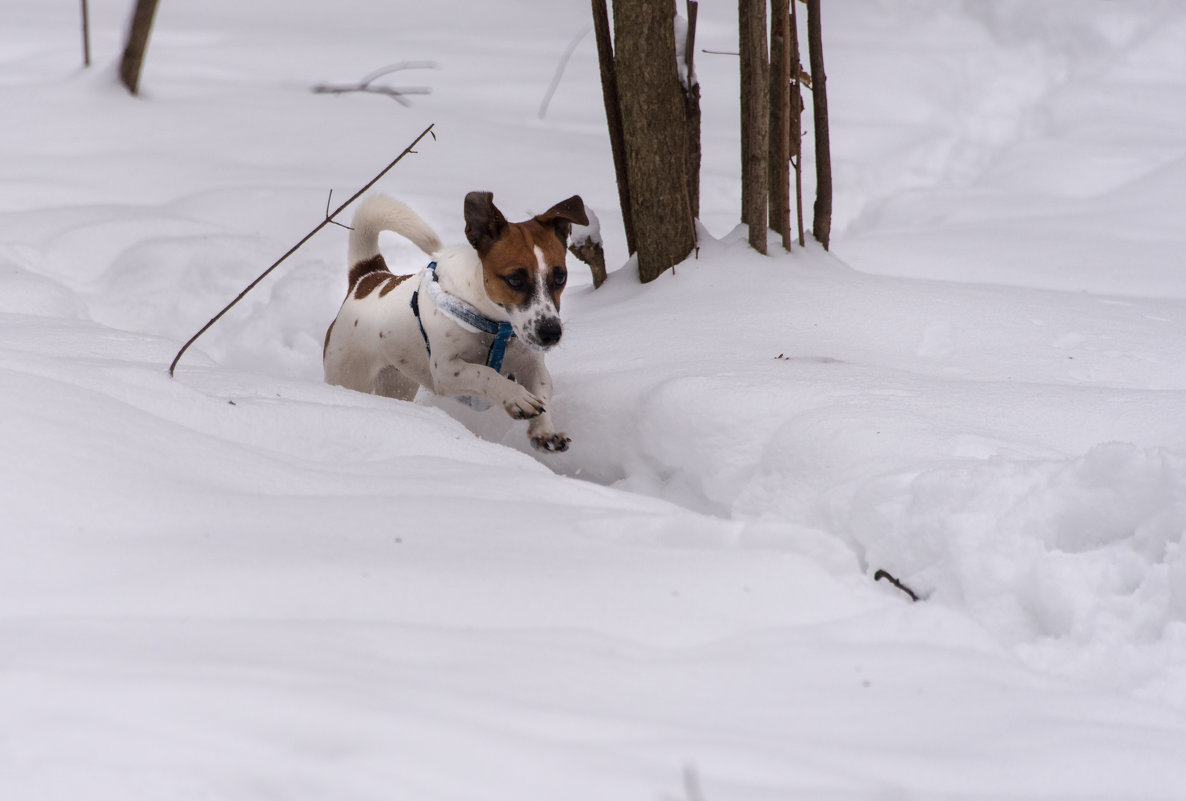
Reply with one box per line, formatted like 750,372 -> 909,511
323,191 -> 587,452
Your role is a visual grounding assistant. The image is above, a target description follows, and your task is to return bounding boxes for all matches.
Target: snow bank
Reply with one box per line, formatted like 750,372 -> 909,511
5,0 -> 1186,798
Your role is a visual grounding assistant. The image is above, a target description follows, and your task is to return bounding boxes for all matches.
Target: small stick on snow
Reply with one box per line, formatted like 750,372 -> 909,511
324,189 -> 353,231
168,123 -> 437,377
568,208 -> 607,288
312,61 -> 438,107
874,569 -> 921,602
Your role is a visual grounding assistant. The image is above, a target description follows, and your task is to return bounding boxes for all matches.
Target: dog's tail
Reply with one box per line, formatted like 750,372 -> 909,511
347,194 -> 443,267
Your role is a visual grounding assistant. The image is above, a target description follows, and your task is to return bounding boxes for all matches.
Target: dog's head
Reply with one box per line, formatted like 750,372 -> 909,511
464,190 -> 588,351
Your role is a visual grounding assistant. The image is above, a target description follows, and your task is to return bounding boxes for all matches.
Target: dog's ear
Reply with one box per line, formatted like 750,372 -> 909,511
464,191 -> 508,255
534,195 -> 588,246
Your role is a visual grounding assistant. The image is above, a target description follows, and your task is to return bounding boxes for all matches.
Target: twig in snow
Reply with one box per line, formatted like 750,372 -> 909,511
874,569 -> 921,602
168,123 -> 437,377
538,27 -> 591,119
312,61 -> 438,106
325,190 -> 353,231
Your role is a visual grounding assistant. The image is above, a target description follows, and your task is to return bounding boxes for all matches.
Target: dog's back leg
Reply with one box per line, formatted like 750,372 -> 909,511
373,366 -> 419,402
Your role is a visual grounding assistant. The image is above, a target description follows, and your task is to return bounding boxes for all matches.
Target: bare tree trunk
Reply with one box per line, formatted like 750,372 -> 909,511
119,0 -> 160,95
806,0 -> 832,250
790,0 -> 805,247
613,0 -> 696,282
591,0 -> 637,257
739,0 -> 769,254
768,0 -> 792,251
683,0 -> 701,222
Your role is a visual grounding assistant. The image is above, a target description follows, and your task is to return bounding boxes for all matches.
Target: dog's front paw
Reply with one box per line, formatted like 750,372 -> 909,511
503,386 -> 546,420
530,432 -> 571,453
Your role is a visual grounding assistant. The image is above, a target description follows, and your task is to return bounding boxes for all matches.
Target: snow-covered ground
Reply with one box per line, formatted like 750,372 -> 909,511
4,1 -> 1186,798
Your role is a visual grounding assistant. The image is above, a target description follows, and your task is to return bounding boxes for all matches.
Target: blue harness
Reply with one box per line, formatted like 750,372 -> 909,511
410,261 -> 516,374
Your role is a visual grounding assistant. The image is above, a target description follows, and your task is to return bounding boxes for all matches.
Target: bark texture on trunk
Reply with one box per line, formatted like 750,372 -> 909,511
739,0 -> 770,254
768,0 -> 792,251
613,0 -> 696,282
683,0 -> 701,222
790,0 -> 805,246
807,0 -> 832,250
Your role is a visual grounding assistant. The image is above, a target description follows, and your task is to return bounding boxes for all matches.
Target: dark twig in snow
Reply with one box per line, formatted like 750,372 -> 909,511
357,61 -> 438,86
325,190 -> 353,231
168,123 -> 437,377
312,61 -> 438,106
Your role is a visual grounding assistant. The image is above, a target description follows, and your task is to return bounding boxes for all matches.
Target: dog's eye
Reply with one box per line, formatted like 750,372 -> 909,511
552,269 -> 567,288
503,271 -> 527,290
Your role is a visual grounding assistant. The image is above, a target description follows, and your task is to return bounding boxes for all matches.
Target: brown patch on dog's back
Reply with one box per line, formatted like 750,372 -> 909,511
379,273 -> 413,297
348,254 -> 389,289
353,271 -> 391,300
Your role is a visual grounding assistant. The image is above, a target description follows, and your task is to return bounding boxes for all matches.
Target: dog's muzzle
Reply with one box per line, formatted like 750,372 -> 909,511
536,317 -> 562,348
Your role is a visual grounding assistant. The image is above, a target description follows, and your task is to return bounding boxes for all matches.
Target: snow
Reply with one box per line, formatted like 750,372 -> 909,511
4,1 -> 1186,798
570,206 -> 601,248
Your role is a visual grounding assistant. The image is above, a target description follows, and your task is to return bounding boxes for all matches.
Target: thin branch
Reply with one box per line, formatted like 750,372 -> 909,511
313,61 -> 437,106
168,123 -> 436,377
539,27 -> 591,119
312,83 -> 430,107
325,189 -> 353,231
357,60 -> 439,87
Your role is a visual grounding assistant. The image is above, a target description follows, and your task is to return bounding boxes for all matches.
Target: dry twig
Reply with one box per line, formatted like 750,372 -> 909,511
874,569 -> 921,602
168,123 -> 437,377
312,61 -> 438,106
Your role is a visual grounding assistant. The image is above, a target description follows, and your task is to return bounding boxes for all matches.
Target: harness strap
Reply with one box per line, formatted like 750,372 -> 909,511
409,265 -> 432,358
486,322 -> 514,374
409,261 -> 515,373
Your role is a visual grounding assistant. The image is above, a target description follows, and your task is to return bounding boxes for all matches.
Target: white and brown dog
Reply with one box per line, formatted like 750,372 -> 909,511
323,191 -> 587,452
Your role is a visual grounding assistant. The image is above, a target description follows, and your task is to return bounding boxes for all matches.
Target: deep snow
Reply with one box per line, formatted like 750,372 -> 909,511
3,1 -> 1186,799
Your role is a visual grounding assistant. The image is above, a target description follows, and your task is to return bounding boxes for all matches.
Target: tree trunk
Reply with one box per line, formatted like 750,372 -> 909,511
683,0 -> 701,222
613,0 -> 696,282
739,0 -> 769,255
790,0 -> 805,247
119,0 -> 160,95
806,0 -> 832,250
768,0 -> 792,251
591,0 -> 637,257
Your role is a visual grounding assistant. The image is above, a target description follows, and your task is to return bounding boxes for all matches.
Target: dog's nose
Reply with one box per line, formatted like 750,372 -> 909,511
537,318 -> 562,347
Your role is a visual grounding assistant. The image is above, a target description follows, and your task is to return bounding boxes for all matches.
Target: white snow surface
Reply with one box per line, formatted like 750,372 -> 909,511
4,1 -> 1186,798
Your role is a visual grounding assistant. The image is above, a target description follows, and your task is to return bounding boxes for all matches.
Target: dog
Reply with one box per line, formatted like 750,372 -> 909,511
323,191 -> 587,452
